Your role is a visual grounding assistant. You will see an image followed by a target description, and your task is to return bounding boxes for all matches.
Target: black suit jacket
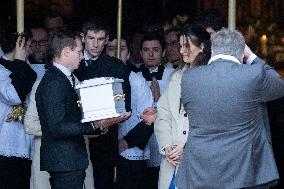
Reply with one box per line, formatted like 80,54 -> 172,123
36,66 -> 97,172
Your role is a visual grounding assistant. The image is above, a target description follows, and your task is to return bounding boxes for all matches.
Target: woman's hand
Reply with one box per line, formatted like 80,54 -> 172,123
165,142 -> 185,166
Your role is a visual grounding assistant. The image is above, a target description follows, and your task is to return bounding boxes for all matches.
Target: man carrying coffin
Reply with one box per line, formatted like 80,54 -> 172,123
73,17 -> 132,189
36,30 -> 130,189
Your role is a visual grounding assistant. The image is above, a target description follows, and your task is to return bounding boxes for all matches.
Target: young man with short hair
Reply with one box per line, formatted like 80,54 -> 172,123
138,32 -> 174,188
36,30 -> 129,189
73,17 -> 132,189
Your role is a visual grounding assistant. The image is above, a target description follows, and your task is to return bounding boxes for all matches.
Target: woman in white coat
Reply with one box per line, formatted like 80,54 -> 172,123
154,24 -> 211,189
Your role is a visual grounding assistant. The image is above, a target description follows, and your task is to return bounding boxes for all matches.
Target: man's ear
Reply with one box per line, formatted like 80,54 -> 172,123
162,49 -> 166,58
81,33 -> 85,43
127,52 -> 130,60
105,35 -> 109,45
62,47 -> 71,58
200,43 -> 204,52
240,53 -> 245,64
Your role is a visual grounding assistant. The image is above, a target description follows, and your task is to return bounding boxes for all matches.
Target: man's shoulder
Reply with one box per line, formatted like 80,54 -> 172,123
99,55 -> 129,73
99,54 -> 124,65
43,66 -> 61,78
39,67 -> 66,87
182,65 -> 209,81
164,66 -> 174,74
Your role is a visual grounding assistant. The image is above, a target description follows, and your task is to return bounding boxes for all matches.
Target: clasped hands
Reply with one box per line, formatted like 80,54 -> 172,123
165,142 -> 185,166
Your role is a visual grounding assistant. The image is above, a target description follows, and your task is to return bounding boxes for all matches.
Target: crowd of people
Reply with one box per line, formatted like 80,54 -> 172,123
0,8 -> 283,189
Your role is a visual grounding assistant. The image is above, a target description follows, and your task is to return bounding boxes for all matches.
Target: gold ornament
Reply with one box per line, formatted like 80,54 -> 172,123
5,104 -> 26,123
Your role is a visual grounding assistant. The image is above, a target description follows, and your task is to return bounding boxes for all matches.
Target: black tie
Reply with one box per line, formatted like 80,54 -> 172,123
71,73 -> 76,88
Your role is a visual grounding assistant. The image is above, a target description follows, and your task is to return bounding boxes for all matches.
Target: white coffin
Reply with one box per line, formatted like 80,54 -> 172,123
75,77 -> 126,122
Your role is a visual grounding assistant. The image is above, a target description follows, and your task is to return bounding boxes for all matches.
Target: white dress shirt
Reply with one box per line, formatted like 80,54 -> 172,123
137,66 -> 174,167
53,63 -> 78,86
118,72 -> 153,160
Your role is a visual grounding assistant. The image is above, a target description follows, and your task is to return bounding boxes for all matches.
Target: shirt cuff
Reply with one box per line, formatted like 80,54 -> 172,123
246,53 -> 257,65
160,144 -> 171,155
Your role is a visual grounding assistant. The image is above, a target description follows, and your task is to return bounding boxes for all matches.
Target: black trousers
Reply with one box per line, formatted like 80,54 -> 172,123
117,156 -> 147,189
48,170 -> 85,189
0,155 -> 31,189
147,166 -> 160,189
93,165 -> 115,189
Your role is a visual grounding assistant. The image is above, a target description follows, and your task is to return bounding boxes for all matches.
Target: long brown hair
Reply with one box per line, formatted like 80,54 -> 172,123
177,24 -> 211,70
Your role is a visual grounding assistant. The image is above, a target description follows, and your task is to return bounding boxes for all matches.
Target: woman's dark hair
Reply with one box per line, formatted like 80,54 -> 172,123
182,24 -> 211,67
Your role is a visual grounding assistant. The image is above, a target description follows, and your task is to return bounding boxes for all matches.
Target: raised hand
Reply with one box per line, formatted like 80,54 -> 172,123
14,36 -> 31,61
243,44 -> 253,63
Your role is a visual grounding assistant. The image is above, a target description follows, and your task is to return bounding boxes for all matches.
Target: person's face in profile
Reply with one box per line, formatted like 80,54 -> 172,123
179,35 -> 203,65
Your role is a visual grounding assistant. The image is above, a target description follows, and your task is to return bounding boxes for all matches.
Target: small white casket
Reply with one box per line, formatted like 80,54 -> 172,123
75,77 -> 126,123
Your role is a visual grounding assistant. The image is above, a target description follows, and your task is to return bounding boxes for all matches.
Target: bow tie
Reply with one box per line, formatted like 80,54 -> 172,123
140,64 -> 165,81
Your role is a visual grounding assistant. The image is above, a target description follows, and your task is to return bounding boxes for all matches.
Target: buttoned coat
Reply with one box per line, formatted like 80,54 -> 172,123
155,68 -> 189,189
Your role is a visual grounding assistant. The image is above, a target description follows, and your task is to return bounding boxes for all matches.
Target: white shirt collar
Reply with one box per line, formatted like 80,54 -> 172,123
0,48 -> 4,58
208,54 -> 241,65
53,62 -> 71,77
1,55 -> 8,60
84,50 -> 98,61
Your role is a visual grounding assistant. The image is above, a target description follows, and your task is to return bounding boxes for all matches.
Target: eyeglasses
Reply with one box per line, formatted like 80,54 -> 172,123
166,40 -> 179,48
31,40 -> 48,47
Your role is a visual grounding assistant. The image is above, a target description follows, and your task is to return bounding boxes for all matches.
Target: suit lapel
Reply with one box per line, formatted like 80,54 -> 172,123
50,66 -> 73,88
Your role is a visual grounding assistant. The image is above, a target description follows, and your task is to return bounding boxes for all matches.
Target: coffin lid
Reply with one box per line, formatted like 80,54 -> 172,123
75,77 -> 124,89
